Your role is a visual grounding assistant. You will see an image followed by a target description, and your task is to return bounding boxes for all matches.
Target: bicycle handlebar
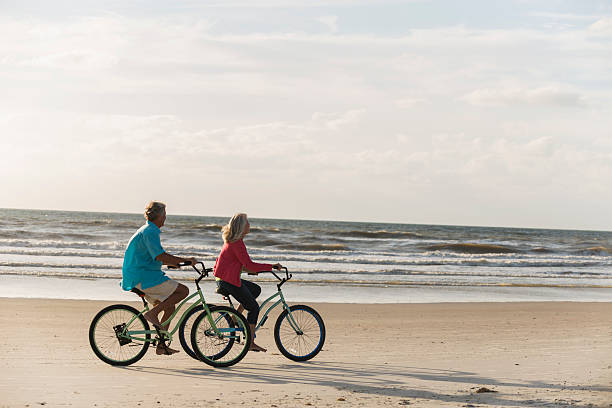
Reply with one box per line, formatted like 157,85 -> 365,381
267,266 -> 291,281
264,267 -> 291,290
172,261 -> 213,285
171,262 -> 291,289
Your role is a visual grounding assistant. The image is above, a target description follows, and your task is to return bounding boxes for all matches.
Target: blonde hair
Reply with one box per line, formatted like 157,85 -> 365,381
222,213 -> 248,243
144,201 -> 166,221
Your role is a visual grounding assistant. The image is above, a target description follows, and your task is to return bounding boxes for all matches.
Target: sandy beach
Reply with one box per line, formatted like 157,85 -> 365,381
1,299 -> 611,408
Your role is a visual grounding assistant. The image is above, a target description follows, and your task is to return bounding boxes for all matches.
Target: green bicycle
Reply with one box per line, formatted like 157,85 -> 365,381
88,262 -> 252,367
213,267 -> 326,361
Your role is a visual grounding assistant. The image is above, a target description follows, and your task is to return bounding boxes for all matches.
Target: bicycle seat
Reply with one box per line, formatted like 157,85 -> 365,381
131,288 -> 146,298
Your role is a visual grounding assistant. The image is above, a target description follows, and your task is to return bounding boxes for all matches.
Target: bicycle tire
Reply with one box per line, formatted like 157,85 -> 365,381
274,304 -> 325,361
190,305 -> 251,367
178,304 -> 204,360
89,304 -> 150,366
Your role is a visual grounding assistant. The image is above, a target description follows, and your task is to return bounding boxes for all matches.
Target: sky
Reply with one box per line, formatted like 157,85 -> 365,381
1,0 -> 611,230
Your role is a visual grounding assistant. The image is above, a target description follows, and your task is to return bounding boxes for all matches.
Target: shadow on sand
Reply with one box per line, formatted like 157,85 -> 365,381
121,360 -> 610,407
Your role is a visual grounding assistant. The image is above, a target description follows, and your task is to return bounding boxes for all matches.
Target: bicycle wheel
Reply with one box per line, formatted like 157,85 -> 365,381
190,305 -> 251,367
178,304 -> 217,360
274,304 -> 325,361
89,304 -> 150,366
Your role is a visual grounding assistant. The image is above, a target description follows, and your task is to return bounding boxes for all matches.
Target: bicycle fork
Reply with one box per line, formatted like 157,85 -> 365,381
283,306 -> 304,335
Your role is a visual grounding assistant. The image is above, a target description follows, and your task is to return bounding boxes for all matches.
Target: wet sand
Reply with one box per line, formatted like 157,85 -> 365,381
1,299 -> 611,407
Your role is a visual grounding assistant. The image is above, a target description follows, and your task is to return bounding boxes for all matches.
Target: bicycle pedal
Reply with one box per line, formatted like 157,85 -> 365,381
113,323 -> 131,346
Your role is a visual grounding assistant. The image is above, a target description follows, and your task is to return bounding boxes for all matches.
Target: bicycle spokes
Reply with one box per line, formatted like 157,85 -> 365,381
274,305 -> 325,361
89,304 -> 151,366
190,306 -> 252,367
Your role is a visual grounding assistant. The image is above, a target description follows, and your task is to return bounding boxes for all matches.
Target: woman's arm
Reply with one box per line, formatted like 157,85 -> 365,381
231,240 -> 274,273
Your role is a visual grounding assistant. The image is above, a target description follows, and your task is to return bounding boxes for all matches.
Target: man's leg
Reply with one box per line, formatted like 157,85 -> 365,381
143,283 -> 189,355
144,284 -> 188,327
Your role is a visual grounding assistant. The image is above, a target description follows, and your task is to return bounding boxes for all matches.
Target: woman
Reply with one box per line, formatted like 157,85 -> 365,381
213,213 -> 282,352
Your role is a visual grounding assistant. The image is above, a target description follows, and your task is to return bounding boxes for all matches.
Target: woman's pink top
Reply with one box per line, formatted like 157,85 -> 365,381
213,239 -> 273,287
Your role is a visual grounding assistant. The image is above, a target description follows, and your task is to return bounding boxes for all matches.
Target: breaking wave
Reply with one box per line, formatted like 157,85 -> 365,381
0,238 -> 126,250
272,243 -> 350,252
1,269 -> 610,289
576,246 -> 612,256
328,230 -> 423,239
425,243 -> 520,254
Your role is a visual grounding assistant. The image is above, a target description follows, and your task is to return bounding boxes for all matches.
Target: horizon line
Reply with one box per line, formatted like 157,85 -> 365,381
1,206 -> 610,234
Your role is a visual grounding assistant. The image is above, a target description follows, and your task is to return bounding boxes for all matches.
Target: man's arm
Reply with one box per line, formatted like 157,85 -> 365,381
156,252 -> 197,267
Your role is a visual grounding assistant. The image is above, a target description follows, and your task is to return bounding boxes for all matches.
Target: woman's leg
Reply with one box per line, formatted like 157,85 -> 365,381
218,280 -> 266,352
235,279 -> 261,316
241,279 -> 262,298
238,280 -> 265,351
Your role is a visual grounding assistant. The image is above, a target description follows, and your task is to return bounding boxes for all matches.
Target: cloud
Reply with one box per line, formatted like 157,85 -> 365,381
1,108 -> 368,170
316,15 -> 338,33
395,98 -> 428,109
12,50 -> 119,70
0,14 -> 608,101
167,0 -> 421,8
529,12 -> 603,21
312,109 -> 365,130
588,17 -> 612,36
462,86 -> 585,107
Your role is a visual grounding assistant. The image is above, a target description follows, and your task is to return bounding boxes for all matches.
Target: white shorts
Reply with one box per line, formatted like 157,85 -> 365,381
135,280 -> 179,304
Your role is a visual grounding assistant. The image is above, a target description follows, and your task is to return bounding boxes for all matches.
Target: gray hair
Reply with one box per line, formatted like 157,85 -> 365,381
222,213 -> 248,243
144,201 -> 166,221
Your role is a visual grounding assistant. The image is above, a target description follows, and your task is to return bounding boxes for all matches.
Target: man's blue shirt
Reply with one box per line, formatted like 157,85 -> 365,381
121,221 -> 168,291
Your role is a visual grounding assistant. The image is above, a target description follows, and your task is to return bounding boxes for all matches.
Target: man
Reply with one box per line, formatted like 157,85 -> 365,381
121,201 -> 196,355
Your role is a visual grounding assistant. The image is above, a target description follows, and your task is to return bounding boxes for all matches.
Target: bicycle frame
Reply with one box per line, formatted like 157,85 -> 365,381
122,262 -> 227,343
256,288 -> 303,334
223,268 -> 304,334
124,291 -> 208,342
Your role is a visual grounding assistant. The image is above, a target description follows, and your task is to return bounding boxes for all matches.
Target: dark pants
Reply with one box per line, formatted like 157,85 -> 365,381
217,279 -> 261,324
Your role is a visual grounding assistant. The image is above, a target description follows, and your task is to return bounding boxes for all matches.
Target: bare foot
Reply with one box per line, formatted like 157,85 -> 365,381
156,345 -> 180,355
250,343 -> 267,352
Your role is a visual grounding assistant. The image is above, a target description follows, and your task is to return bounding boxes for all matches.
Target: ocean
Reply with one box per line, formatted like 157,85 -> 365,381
1,208 -> 611,302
